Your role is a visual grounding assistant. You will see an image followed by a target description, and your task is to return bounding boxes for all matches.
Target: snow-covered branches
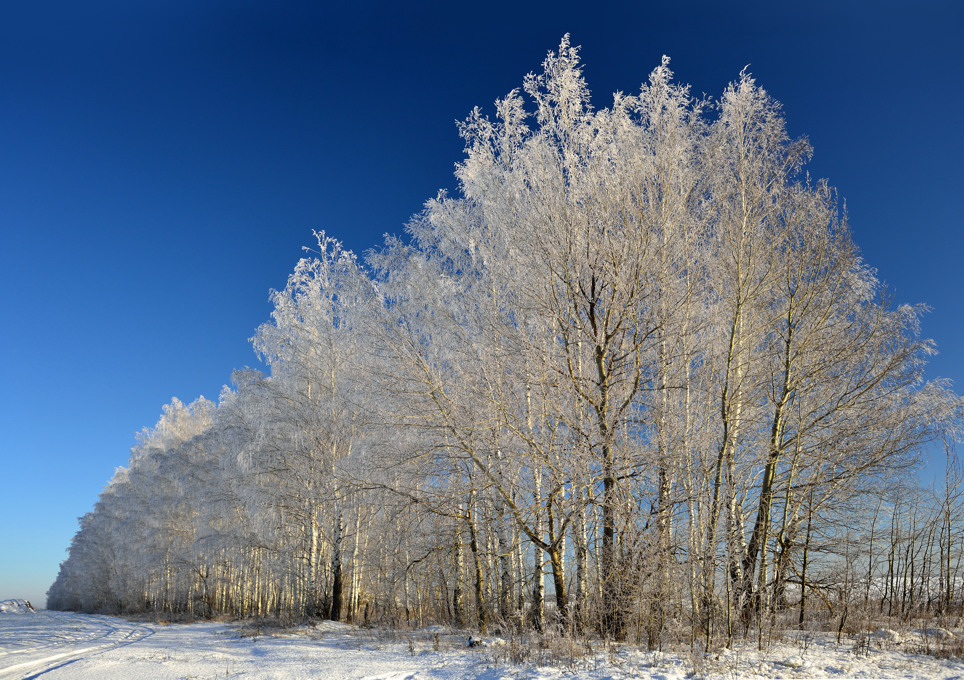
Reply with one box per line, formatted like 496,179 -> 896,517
49,38 -> 962,648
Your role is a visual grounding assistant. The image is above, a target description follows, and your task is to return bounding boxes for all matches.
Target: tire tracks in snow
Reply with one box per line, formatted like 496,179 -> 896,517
0,612 -> 154,679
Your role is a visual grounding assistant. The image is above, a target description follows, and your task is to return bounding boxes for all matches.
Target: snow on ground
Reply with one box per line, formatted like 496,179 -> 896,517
2,606 -> 964,679
0,602 -> 33,615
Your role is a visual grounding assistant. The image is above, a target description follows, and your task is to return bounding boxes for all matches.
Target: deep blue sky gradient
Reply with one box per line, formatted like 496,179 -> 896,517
2,0 -> 962,607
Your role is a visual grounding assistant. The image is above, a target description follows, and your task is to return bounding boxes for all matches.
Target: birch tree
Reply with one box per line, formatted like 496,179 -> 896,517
48,40 -> 963,644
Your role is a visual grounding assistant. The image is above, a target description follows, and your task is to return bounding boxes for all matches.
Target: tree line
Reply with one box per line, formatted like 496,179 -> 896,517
48,38 -> 963,647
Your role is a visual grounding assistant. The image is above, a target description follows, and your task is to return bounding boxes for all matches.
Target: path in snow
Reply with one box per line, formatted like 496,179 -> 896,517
0,611 -> 153,678
4,609 -> 964,679
0,612 -> 481,680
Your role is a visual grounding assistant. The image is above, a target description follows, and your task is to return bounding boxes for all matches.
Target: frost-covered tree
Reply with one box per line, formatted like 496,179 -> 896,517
249,231 -> 378,620
49,37 -> 962,648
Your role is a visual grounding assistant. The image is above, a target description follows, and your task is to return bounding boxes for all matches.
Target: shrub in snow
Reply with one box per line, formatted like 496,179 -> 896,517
872,628 -> 903,644
780,655 -> 806,669
0,599 -> 35,613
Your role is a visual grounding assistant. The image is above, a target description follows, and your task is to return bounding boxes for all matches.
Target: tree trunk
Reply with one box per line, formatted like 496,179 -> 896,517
467,500 -> 488,633
329,511 -> 344,621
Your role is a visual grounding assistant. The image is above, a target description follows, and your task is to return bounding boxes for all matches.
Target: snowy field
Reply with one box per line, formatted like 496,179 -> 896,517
3,605 -> 964,679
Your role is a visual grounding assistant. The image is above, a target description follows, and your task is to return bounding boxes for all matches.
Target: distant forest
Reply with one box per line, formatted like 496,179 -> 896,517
49,38 -> 963,648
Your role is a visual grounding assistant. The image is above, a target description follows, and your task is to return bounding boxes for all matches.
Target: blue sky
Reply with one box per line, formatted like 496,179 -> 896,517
1,1 -> 962,607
